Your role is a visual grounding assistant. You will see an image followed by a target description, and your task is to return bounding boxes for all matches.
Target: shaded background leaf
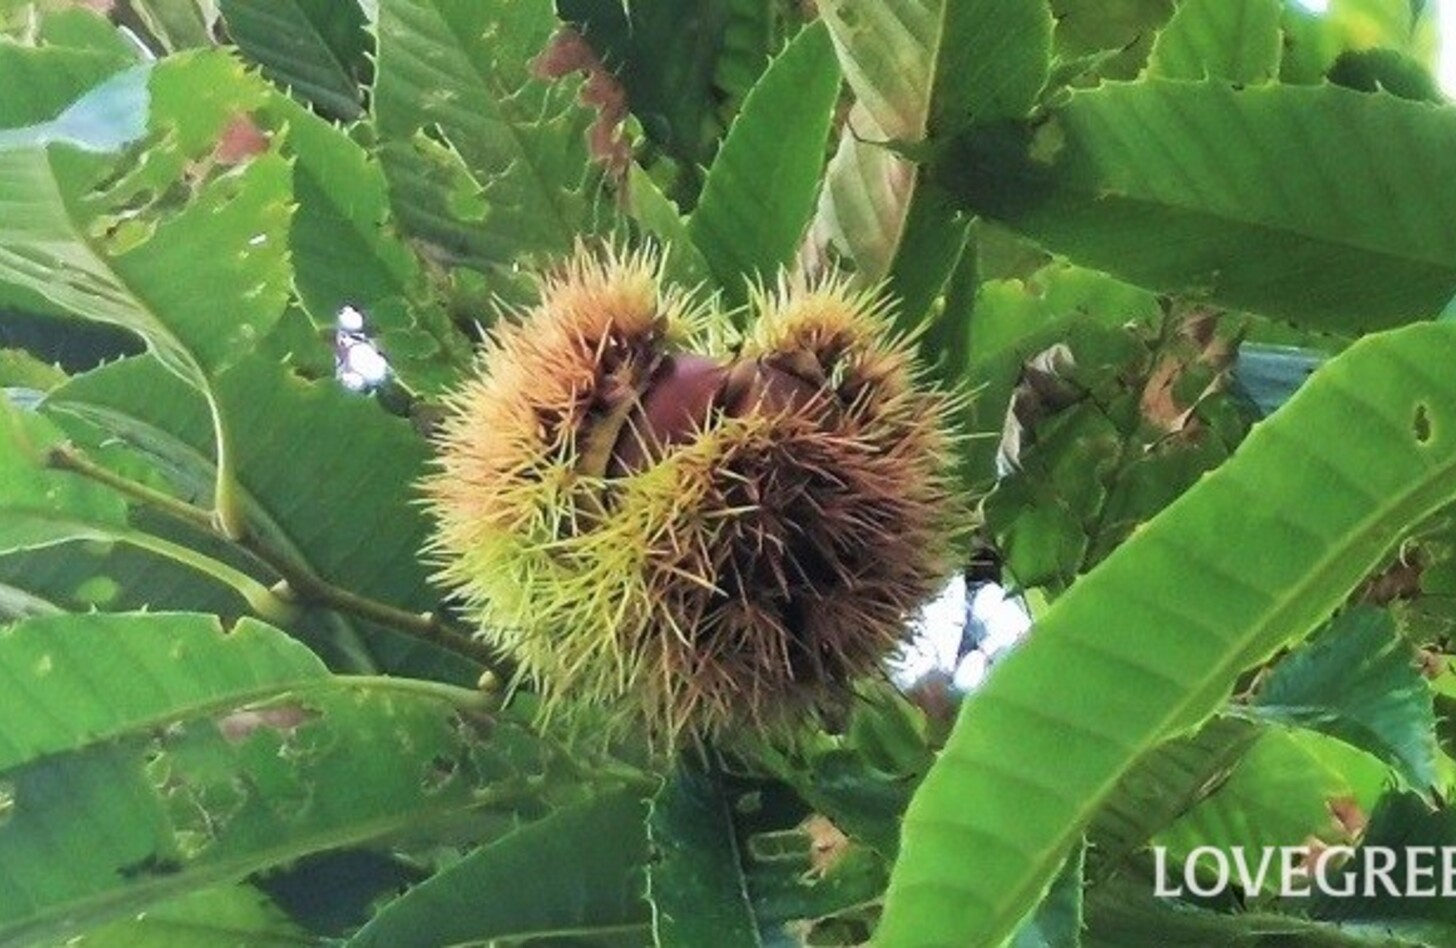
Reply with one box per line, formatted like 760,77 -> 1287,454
37,886 -> 317,948
0,614 -> 558,947
1244,606 -> 1440,794
220,0 -> 370,120
373,0 -> 605,278
935,81 -> 1456,329
811,0 -> 1052,330
40,354 -> 468,680
686,21 -> 840,303
348,790 -> 650,948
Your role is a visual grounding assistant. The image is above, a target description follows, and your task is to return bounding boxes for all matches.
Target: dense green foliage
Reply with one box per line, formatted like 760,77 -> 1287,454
1,0 -> 1455,945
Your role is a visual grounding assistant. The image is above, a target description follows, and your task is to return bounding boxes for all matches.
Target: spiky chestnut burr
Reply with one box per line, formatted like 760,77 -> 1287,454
423,246 -> 956,747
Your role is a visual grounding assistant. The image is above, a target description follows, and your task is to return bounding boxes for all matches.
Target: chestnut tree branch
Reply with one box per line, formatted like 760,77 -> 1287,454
46,442 -> 508,675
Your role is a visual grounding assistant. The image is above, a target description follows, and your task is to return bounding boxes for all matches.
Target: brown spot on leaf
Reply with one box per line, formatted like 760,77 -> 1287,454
802,813 -> 851,877
998,343 -> 1080,472
213,114 -> 270,166
1358,554 -> 1425,605
217,703 -> 319,743
902,670 -> 959,723
1139,356 -> 1193,433
1139,309 -> 1233,436
1328,796 -> 1368,839
534,28 -> 631,186
1300,798 -> 1368,874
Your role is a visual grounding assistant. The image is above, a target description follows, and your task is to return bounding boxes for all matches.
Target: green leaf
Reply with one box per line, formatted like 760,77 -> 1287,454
373,0 -> 604,273
1088,717 -> 1260,880
714,0 -> 798,115
347,789 -> 650,948
958,263 -> 1161,488
559,0 -> 732,205
687,22 -> 840,302
1146,0 -> 1282,83
264,97 -> 404,319
649,762 -> 888,947
259,92 -> 472,393
1049,0 -> 1174,81
0,612 -> 326,773
0,348 -> 65,391
0,526 -> 259,623
128,0 -> 217,52
41,354 -> 460,679
934,80 -> 1456,330
0,613 -> 552,946
624,163 -> 712,286
0,54 -> 289,378
45,355 -> 430,611
0,396 -> 280,619
1328,47 -> 1444,103
821,0 -> 1052,141
0,52 -> 295,536
1310,791 -> 1456,930
877,321 -> 1456,947
913,228 -> 976,389
23,7 -> 141,61
1282,0 -> 1424,85
763,748 -> 914,864
755,693 -> 935,862
929,0 -> 1053,132
984,308 -> 1248,593
1155,729 -> 1383,877
1008,844 -> 1082,948
0,39 -> 134,129
813,130 -> 971,331
810,126 -> 913,284
44,886 -> 316,947
558,0 -> 805,210
812,0 -> 1049,324
220,0 -> 370,120
649,764 -> 761,948
1244,606 -> 1440,793
747,826 -> 887,946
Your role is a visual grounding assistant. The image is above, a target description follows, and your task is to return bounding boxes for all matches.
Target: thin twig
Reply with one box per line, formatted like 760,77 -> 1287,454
247,537 -> 507,671
47,442 -> 509,675
48,443 -> 214,529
